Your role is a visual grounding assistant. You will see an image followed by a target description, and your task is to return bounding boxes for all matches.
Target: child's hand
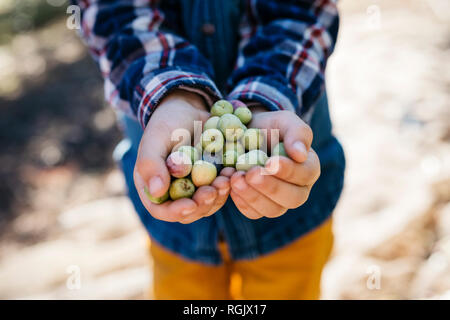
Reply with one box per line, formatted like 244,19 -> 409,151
230,109 -> 320,219
133,91 -> 230,224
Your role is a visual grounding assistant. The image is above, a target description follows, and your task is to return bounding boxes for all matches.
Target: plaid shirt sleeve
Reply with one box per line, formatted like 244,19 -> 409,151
72,0 -> 222,128
227,0 -> 339,123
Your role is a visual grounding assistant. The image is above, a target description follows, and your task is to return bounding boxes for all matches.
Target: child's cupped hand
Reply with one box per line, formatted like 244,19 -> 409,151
133,91 -> 231,224
229,108 -> 321,219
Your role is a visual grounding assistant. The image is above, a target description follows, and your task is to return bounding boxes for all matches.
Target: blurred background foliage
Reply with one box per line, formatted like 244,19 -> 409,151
0,0 -> 66,44
0,0 -> 122,233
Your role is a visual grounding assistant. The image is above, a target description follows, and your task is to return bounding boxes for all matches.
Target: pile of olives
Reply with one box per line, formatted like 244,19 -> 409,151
146,100 -> 287,203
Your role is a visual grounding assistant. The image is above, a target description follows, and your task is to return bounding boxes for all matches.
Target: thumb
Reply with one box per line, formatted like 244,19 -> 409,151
283,123 -> 313,163
134,156 -> 171,198
134,131 -> 171,198
250,110 -> 313,163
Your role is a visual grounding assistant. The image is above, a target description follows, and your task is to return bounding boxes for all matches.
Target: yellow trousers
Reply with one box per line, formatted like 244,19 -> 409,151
149,218 -> 333,300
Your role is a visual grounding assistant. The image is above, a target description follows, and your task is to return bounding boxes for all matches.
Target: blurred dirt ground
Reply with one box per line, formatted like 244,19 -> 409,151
0,0 -> 449,299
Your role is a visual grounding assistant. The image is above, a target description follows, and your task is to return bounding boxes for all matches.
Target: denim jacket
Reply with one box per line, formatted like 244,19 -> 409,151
75,0 -> 345,264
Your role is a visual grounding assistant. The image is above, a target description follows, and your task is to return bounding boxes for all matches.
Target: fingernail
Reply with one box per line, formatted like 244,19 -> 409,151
182,208 -> 196,216
249,173 -> 263,185
234,178 -> 246,191
293,141 -> 307,156
204,197 -> 215,205
149,176 -> 163,196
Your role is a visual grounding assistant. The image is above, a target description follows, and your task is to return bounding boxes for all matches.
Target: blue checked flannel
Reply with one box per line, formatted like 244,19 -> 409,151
73,0 -> 339,126
72,0 -> 345,263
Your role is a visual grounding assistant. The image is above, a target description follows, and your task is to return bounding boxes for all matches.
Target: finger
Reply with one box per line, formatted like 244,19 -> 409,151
282,121 -> 313,163
230,171 -> 287,218
179,186 -> 217,224
144,198 -> 198,222
264,150 -> 320,186
230,190 -> 263,220
245,166 -> 311,209
205,176 -> 231,216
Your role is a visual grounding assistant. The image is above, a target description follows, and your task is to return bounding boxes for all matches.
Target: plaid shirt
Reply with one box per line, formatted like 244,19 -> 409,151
73,0 -> 344,263
73,0 -> 338,127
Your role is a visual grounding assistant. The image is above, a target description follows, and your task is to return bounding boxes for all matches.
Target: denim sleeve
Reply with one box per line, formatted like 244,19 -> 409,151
71,0 -> 221,128
227,0 -> 339,123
